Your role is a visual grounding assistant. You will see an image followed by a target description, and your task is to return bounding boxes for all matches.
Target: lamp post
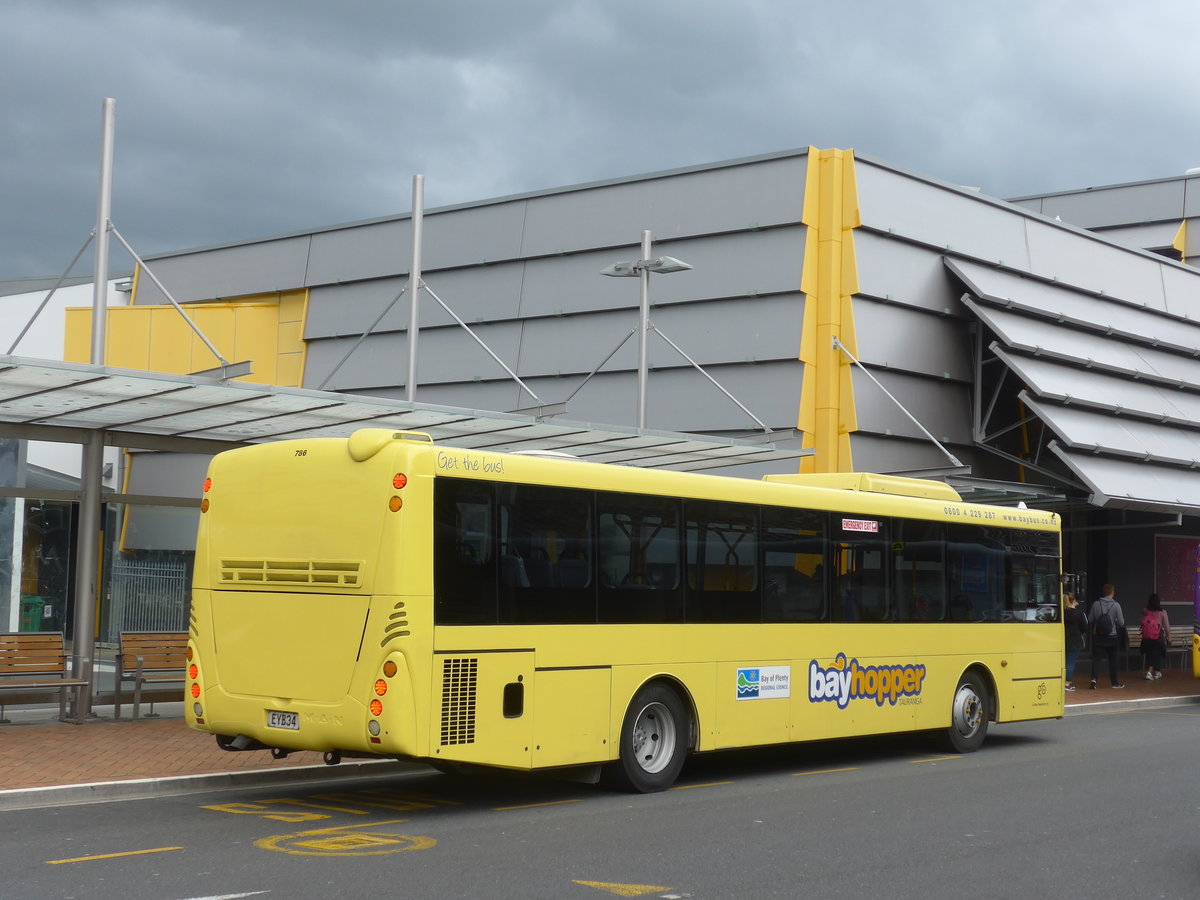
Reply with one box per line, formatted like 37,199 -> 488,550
601,230 -> 691,429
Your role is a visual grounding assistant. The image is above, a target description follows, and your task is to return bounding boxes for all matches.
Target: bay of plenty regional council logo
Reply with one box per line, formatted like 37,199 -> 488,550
736,666 -> 791,700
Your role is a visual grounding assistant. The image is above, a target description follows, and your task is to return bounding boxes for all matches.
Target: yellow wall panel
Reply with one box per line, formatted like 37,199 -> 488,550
278,290 -> 307,324
107,308 -> 154,369
65,287 -> 310,388
275,352 -> 304,386
63,309 -> 92,362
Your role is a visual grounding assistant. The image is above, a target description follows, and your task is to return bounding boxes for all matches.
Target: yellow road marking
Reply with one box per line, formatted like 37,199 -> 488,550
254,818 -> 436,857
668,780 -> 732,790
792,766 -> 858,776
46,846 -> 183,865
910,756 -> 960,764
493,798 -> 584,811
573,880 -> 671,896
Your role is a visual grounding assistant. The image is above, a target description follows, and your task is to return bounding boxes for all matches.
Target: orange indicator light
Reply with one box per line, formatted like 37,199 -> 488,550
203,477 -> 212,493
201,499 -> 210,513
188,664 -> 198,679
388,496 -> 403,512
374,679 -> 388,696
370,699 -> 383,716
392,473 -> 407,489
382,660 -> 398,677
190,683 -> 201,698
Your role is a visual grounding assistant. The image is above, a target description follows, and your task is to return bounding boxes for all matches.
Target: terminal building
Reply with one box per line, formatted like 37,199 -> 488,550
3,147 -> 1200,644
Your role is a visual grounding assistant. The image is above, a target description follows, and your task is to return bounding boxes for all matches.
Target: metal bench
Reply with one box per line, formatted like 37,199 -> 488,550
115,631 -> 189,720
1124,623 -> 1192,672
0,632 -> 88,724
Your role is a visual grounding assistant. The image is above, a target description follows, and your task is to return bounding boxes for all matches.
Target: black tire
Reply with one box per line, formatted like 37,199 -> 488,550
943,673 -> 990,753
601,683 -> 690,792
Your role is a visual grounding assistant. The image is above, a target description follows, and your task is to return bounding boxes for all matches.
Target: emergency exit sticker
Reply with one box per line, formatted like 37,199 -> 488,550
842,518 -> 879,533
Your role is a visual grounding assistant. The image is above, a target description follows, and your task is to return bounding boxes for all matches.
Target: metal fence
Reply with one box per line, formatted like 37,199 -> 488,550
106,554 -> 190,639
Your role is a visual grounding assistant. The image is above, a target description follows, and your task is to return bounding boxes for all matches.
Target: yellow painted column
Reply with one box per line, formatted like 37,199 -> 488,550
797,148 -> 861,473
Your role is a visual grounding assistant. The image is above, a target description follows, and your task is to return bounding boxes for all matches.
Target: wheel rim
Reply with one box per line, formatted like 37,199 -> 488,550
951,683 -> 984,739
629,701 -> 677,774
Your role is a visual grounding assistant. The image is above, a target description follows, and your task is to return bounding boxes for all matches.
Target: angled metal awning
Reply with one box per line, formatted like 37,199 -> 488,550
946,257 -> 1200,513
0,355 -> 810,473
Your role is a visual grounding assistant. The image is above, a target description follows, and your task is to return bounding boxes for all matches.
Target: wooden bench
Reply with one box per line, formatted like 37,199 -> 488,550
115,631 -> 188,720
1124,624 -> 1193,672
0,632 -> 88,724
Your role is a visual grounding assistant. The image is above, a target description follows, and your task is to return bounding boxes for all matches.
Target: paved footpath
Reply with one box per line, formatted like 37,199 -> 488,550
2,669 -> 1197,809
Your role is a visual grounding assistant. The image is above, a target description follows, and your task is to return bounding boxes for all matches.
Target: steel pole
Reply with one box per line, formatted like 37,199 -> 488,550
637,230 -> 651,429
71,97 -> 116,719
406,175 -> 424,402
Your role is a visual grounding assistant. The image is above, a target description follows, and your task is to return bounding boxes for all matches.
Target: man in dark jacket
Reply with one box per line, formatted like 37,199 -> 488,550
1089,584 -> 1125,689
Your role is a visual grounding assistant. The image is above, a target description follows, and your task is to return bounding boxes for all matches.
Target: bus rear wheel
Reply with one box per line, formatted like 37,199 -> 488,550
602,683 -> 689,793
943,673 -> 990,753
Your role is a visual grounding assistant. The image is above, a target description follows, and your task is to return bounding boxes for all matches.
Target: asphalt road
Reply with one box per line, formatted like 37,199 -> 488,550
2,706 -> 1197,900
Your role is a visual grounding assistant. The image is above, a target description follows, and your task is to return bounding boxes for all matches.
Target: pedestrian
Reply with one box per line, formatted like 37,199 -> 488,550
1089,584 -> 1126,689
1139,593 -> 1171,681
1063,592 -> 1087,691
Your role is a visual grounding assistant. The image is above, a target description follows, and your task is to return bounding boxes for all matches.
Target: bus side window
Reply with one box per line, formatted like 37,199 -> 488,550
892,520 -> 946,622
433,479 -> 498,624
832,516 -> 889,623
761,507 -> 827,622
597,494 -> 683,623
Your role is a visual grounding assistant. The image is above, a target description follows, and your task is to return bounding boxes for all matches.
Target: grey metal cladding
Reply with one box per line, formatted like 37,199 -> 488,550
852,298 -> 970,380
967,302 -> 1200,385
304,201 -> 529,285
524,361 -> 802,433
521,227 -> 806,319
855,230 -> 962,313
1048,445 -> 1200,512
855,161 -> 1031,267
1022,220 -> 1172,309
850,431 -> 973,475
1023,395 -> 1200,468
1093,221 -> 1184,251
849,368 -> 972,444
304,320 -> 525,391
126,451 -> 212,498
948,258 -> 1200,350
993,349 -> 1200,426
518,157 -> 807,256
1031,180 -> 1185,229
135,236 -> 312,304
122,506 -> 199,552
302,333 -> 409,391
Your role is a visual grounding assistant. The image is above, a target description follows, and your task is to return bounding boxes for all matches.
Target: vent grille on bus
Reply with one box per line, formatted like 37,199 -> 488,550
439,658 -> 478,746
188,606 -> 199,640
218,559 -> 363,587
380,601 -> 411,648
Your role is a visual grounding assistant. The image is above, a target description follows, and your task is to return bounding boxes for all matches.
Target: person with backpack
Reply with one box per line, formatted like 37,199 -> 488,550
1089,584 -> 1126,690
1140,593 -> 1172,681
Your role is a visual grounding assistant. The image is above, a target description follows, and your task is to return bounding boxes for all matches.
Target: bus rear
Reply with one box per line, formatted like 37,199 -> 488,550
186,430 -> 432,760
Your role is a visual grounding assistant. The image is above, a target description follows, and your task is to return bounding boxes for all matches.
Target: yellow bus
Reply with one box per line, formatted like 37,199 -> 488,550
186,429 -> 1064,792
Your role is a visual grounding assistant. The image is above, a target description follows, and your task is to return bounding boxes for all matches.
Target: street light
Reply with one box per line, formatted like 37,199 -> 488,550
601,230 -> 692,429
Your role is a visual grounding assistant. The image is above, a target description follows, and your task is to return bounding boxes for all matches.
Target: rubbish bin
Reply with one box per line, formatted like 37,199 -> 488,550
19,595 -> 43,632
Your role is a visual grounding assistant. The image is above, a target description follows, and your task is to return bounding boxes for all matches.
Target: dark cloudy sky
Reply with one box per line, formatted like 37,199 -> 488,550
5,0 -> 1200,280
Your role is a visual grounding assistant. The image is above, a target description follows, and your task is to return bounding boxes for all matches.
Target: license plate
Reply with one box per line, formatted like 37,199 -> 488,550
266,710 -> 299,730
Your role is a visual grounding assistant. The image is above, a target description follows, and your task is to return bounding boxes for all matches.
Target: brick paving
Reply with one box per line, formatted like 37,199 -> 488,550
0,667 -> 1196,794
0,713 -> 329,791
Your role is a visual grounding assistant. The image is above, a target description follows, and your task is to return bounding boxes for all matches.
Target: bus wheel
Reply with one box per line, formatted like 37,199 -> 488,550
944,674 -> 989,753
602,683 -> 689,793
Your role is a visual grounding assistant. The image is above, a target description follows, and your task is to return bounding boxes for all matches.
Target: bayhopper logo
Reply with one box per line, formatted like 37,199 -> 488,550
808,653 -> 927,709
